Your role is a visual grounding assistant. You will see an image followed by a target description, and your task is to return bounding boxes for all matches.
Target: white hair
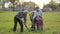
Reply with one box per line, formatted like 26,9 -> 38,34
24,10 -> 28,13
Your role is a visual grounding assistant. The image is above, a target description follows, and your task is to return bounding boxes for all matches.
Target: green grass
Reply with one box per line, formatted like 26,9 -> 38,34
0,11 -> 60,34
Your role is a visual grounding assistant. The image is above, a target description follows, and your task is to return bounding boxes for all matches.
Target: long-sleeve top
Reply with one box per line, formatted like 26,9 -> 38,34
15,11 -> 27,25
33,9 -> 43,19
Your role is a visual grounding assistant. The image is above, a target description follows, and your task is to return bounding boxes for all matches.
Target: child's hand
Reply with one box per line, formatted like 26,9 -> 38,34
36,16 -> 42,20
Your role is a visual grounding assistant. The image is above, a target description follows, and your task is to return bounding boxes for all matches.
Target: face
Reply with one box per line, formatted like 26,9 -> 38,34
35,7 -> 39,10
24,12 -> 28,15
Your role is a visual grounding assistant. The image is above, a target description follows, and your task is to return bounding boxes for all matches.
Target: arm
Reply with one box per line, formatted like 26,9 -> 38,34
39,9 -> 43,20
24,16 -> 30,31
33,12 -> 36,20
24,16 -> 26,25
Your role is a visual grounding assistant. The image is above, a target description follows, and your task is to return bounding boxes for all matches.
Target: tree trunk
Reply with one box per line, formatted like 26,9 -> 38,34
13,3 -> 15,11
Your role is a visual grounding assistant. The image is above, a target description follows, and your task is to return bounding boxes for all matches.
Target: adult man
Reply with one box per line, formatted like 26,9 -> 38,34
13,9 -> 28,32
31,6 -> 43,31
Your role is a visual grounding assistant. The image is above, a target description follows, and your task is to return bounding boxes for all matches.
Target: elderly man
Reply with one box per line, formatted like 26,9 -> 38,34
13,9 -> 28,32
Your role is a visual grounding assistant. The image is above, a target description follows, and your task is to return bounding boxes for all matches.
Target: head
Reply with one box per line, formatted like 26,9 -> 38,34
23,10 -> 28,15
34,6 -> 39,10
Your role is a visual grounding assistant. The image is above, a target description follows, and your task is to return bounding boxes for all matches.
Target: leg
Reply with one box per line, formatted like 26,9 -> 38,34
13,17 -> 17,32
30,22 -> 35,31
41,25 -> 43,30
13,22 -> 17,32
37,24 -> 39,30
19,19 -> 23,32
38,25 -> 43,31
30,19 -> 35,31
33,22 -> 35,30
37,23 -> 43,30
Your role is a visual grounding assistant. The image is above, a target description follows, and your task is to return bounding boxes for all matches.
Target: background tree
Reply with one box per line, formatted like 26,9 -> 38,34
43,0 -> 60,11
49,0 -> 57,10
22,1 -> 36,11
9,0 -> 22,11
14,0 -> 22,8
0,0 -> 8,8
58,3 -> 60,9
9,0 -> 15,11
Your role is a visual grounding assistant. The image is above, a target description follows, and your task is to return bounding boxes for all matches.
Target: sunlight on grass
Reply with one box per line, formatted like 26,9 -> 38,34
0,11 -> 60,34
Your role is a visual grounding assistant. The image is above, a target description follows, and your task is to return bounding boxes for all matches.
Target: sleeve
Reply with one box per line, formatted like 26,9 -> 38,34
39,9 -> 43,19
24,16 -> 26,25
33,12 -> 36,20
40,9 -> 43,17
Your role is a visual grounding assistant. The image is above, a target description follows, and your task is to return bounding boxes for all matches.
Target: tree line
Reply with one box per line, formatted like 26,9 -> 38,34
43,0 -> 60,11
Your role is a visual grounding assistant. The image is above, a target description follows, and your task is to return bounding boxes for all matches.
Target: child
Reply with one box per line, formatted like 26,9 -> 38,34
36,16 -> 43,30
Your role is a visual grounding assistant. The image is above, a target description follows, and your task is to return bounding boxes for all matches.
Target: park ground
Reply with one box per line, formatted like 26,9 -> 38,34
0,11 -> 60,34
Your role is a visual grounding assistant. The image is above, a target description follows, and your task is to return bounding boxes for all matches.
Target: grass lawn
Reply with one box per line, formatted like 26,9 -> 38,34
0,11 -> 60,34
